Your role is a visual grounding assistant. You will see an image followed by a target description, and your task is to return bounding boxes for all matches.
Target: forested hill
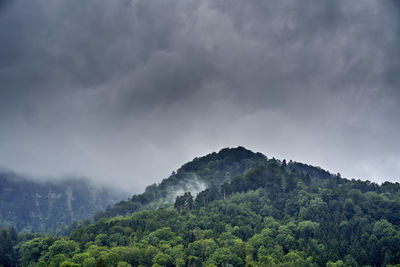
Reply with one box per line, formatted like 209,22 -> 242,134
10,147 -> 400,266
94,147 -> 268,219
96,147 -> 338,220
0,172 -> 124,234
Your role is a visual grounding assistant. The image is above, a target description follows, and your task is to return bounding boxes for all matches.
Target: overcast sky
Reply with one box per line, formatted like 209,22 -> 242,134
0,0 -> 399,192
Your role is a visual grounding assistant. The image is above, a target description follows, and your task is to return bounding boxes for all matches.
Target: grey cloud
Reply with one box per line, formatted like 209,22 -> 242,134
0,0 -> 399,192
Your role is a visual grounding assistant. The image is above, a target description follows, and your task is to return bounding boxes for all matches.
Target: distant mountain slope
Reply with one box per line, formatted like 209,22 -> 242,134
0,172 -> 124,233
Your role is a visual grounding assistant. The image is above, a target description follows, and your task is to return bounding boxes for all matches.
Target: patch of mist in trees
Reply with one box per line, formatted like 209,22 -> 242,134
165,173 -> 207,203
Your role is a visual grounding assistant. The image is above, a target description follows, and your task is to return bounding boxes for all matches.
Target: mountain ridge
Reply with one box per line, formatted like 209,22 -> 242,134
0,172 -> 125,234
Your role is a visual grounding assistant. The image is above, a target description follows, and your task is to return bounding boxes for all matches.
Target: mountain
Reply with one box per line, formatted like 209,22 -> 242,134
94,147 -> 268,219
94,147 -> 336,220
0,171 -> 125,234
2,147 -> 400,266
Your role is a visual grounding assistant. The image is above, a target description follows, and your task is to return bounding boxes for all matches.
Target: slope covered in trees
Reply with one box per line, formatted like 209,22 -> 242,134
2,147 -> 400,266
94,147 -> 267,220
0,172 -> 124,234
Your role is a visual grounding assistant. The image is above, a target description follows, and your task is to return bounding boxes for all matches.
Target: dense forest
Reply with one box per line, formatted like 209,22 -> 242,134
1,147 -> 400,266
0,172 -> 124,234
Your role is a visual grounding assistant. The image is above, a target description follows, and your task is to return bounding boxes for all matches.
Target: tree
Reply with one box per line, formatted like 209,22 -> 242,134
208,247 -> 243,267
20,236 -> 56,266
46,239 -> 79,259
297,221 -> 319,240
147,227 -> 176,246
174,192 -> 194,213
343,198 -> 355,219
153,252 -> 173,266
187,239 -> 218,262
83,257 -> 96,267
48,254 -> 67,267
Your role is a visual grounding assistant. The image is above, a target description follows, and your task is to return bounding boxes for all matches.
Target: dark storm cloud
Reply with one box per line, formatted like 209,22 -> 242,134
0,0 -> 399,191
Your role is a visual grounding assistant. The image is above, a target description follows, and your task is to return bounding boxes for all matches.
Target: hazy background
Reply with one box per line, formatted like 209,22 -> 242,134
0,0 -> 399,192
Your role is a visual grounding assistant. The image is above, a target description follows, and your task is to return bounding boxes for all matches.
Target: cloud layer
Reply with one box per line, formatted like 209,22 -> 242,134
0,0 -> 399,191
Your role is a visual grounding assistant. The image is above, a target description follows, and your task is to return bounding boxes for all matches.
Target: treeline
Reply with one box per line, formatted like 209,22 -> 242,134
11,154 -> 400,267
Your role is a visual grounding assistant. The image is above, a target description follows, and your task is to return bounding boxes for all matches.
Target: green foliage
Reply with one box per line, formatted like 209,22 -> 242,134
82,257 -> 96,267
60,260 -> 80,267
7,147 -> 400,266
20,235 -> 57,266
153,251 -> 173,266
147,227 -> 176,246
187,239 -> 218,261
47,239 -> 79,258
207,247 -> 243,267
48,254 -> 67,267
117,261 -> 131,267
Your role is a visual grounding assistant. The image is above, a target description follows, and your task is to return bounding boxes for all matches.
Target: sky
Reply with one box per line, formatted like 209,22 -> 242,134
0,0 -> 399,192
